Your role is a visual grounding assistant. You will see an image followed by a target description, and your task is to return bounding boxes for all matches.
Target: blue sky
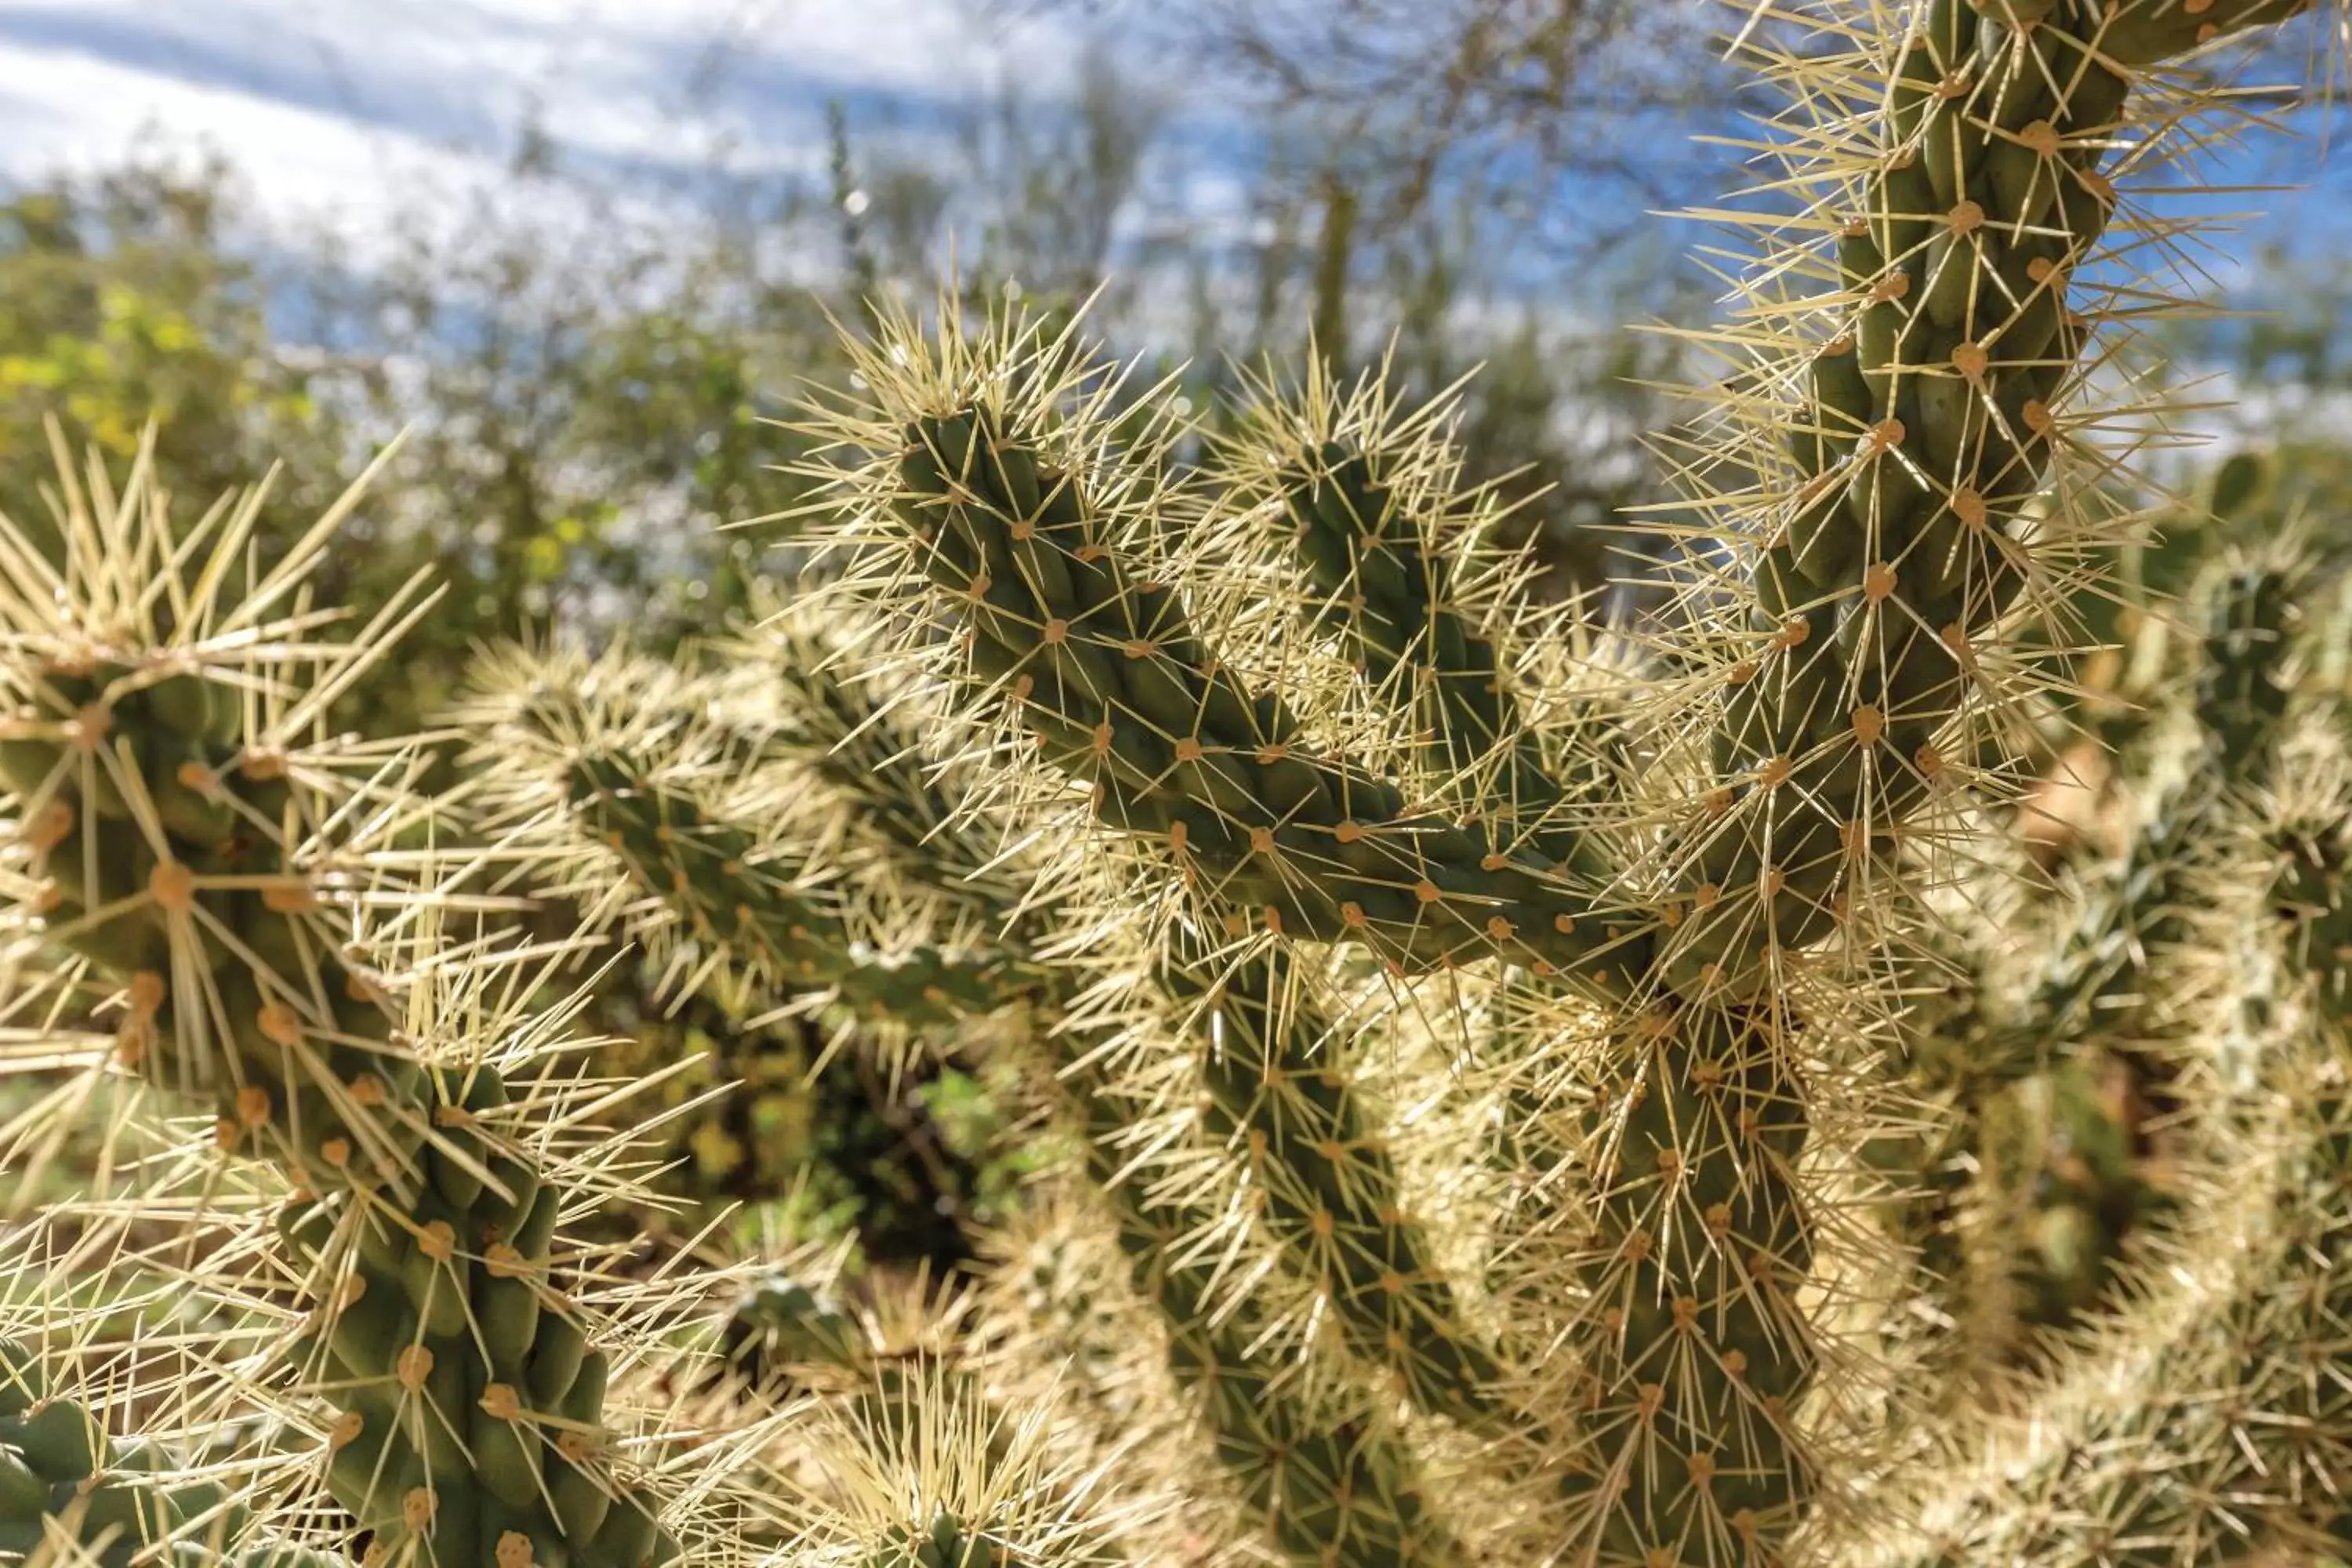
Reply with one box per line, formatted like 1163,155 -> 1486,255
0,0 -> 1104,238
0,1 -> 2344,318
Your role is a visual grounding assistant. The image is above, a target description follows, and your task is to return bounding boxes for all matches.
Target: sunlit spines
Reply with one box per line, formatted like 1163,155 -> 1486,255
782,1345 -> 1152,1568
796,297 -> 1651,988
0,1209 -> 313,1565
1856,1047 -> 2352,1566
461,640 -> 1048,1031
0,450 -> 452,1194
733,594 -> 1026,915
0,447 -> 724,1566
1651,0 -> 2334,997
563,746 -> 1047,1028
1061,1045 -> 1457,1567
1542,998 -> 1825,1564
1213,356 -> 1621,881
1158,931 -> 1509,1430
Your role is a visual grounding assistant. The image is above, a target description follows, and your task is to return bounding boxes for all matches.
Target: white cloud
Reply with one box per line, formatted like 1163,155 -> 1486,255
0,0 -> 1089,240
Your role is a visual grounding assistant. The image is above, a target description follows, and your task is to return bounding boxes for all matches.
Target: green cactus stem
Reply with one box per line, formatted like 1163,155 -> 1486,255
749,610 -> 1024,913
869,395 -> 1652,986
1066,1056 -> 1454,1567
1886,1066 -> 2351,1565
0,1364 -> 253,1566
561,749 -> 1046,1028
1662,0 -> 2310,996
1164,938 -> 1505,1428
1556,998 -> 1819,1563
0,464 -> 681,1568
1225,372 -> 1621,881
523,641 -> 1514,1436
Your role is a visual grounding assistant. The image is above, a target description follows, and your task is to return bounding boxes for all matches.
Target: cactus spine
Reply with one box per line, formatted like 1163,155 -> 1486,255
0,451 -> 682,1566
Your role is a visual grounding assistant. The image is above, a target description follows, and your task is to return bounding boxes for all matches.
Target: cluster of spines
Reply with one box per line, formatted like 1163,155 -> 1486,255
806,296 -> 1846,1563
1214,360 -> 1621,883
560,747 -> 1044,1029
461,647 -> 1044,1031
1062,1041 -> 1452,1567
0,1336 -> 263,1566
832,372 -> 1653,984
503,632 -> 1518,1418
1902,546 -> 2311,1362
268,1063 -> 677,1568
0,453 -> 689,1567
1869,824 -> 2352,1563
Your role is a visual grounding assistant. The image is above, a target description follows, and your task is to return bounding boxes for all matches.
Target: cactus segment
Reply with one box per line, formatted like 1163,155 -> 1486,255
1665,0 -> 2190,992
1557,1000 -> 1817,1563
267,1120 -> 681,1567
2194,558 -> 2297,789
878,396 -> 1647,986
1067,1058 -> 1454,1567
0,458 -> 684,1568
1886,1065 -> 2352,1565
1,659 -> 421,1192
1166,940 -> 1505,1426
1221,367 -> 1619,881
747,604 -> 1025,913
563,750 -> 1046,1027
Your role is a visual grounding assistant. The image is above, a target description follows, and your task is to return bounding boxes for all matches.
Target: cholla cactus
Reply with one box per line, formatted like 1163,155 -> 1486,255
5,2 -> 2352,1566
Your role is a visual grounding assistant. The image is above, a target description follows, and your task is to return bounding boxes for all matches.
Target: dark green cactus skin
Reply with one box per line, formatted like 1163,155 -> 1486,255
890,408 -> 1650,986
1612,9 -> 2310,1545
1661,0 -> 2317,1000
1668,0 -> 2315,996
0,670 -> 677,1568
1166,940 -> 1504,1428
1665,0 -> 2137,992
267,1073 -> 677,1568
564,751 -> 1046,1028
1070,1064 -> 1454,1568
1557,1001 -> 1817,1561
716,1272 -> 868,1388
1274,441 -> 1616,879
2,664 -> 416,1186
2196,561 -> 2296,792
0,1355 -> 252,1566
867,1513 -> 1019,1568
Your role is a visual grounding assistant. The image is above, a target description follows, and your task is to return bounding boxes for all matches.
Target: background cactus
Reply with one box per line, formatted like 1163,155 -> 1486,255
2,2 -> 2350,1566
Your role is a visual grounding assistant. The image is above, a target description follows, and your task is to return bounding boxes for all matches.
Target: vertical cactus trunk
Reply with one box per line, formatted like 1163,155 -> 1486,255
0,456 -> 682,1568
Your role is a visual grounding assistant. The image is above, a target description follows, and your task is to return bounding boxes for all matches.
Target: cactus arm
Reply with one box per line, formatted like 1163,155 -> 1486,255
1221,369 -> 1621,881
0,461 -> 681,1568
1562,5 -> 2328,1561
1666,0 -> 2157,993
1552,997 -> 1820,1561
1900,552 -> 2307,1352
745,609 -> 1023,911
1065,1056 -> 1456,1567
1886,1079 -> 2352,1565
1167,938 -> 1507,1428
563,750 -> 1047,1027
857,397 -> 1653,986
486,643 -> 1512,1448
0,1354 -> 263,1563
